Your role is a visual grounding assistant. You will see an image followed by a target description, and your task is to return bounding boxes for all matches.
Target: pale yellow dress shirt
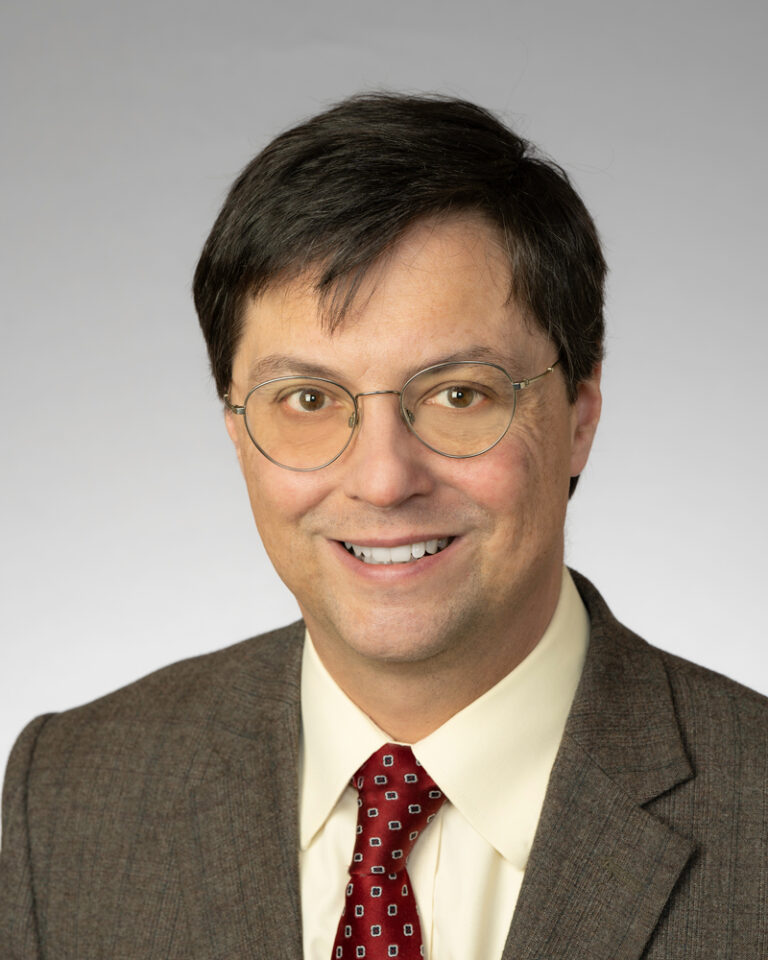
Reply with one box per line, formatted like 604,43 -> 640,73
299,567 -> 589,960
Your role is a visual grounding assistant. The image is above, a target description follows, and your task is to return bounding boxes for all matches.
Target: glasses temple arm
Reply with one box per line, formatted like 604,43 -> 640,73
515,358 -> 560,390
223,394 -> 246,415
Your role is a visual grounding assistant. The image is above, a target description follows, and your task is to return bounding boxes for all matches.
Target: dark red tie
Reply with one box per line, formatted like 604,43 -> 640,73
331,743 -> 446,960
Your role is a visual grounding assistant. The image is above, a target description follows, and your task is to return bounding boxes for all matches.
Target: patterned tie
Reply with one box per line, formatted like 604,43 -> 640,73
331,743 -> 446,960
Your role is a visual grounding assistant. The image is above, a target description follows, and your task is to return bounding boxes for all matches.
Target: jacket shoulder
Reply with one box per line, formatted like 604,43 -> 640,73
71,618 -> 301,714
656,645 -> 768,763
572,567 -> 768,720
1,625 -> 304,956
12,620 -> 305,780
570,568 -> 768,778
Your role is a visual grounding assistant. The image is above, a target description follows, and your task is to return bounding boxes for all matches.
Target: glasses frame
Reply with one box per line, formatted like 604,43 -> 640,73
224,358 -> 560,472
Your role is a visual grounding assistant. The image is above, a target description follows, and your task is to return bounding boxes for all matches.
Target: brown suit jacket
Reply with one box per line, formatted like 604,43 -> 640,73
1,572 -> 767,958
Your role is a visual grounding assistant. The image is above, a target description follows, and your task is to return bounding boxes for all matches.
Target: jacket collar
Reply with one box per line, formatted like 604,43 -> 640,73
175,621 -> 305,958
503,570 -> 695,959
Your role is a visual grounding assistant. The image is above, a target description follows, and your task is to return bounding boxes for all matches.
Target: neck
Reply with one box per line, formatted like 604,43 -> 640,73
328,649 -> 538,743
305,567 -> 563,743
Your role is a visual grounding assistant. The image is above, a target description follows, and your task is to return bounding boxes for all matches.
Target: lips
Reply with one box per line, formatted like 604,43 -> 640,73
342,538 -> 452,564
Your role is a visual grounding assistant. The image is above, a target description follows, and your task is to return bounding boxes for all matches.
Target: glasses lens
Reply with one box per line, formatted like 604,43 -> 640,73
401,362 -> 517,457
244,377 -> 356,470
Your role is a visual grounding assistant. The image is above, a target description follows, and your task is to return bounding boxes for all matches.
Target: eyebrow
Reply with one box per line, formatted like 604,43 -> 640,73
246,346 -> 535,388
247,355 -> 344,385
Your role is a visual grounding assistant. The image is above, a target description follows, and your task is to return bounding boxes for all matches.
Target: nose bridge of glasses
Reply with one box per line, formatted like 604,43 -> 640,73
353,389 -> 402,400
349,388 -> 411,429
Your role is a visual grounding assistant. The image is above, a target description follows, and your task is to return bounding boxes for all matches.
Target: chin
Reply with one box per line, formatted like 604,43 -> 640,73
322,600 -> 479,668
348,634 -> 449,666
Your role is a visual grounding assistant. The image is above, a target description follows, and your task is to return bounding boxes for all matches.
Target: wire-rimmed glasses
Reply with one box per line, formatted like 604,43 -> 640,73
224,359 -> 560,471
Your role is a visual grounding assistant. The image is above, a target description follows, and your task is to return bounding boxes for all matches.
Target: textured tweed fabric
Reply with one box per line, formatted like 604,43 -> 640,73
1,571 -> 767,958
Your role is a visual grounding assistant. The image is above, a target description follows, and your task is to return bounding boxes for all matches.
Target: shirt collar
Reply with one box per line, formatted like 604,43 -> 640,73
300,634 -> 388,850
300,567 -> 589,869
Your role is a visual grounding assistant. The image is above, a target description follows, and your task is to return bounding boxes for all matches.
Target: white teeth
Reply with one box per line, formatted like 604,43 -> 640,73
389,544 -> 413,564
343,538 -> 452,564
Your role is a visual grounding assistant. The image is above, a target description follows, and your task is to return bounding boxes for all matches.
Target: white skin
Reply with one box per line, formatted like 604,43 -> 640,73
226,214 -> 602,742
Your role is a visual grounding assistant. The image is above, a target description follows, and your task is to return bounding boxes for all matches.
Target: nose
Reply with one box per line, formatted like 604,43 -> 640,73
339,392 -> 435,508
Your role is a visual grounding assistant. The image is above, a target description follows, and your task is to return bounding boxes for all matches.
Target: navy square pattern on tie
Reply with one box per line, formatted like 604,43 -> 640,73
331,743 -> 446,959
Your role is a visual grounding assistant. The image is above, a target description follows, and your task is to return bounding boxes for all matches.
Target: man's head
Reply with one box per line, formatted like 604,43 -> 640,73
193,93 -> 605,411
192,94 -> 604,725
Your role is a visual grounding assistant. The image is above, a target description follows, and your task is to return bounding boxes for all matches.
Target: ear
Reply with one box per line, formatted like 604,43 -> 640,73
569,363 -> 602,478
224,406 -> 246,474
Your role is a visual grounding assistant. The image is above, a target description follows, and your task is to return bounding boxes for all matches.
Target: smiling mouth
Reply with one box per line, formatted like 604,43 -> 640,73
342,538 -> 453,564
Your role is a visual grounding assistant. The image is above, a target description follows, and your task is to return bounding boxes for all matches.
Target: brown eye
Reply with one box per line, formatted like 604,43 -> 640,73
297,390 -> 326,411
447,386 -> 475,408
279,387 -> 332,413
427,385 -> 483,409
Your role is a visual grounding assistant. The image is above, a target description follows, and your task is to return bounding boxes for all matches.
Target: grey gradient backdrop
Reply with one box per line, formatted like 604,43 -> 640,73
2,0 -> 767,778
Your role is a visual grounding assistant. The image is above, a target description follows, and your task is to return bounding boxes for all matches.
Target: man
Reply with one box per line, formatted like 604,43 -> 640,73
1,94 -> 766,959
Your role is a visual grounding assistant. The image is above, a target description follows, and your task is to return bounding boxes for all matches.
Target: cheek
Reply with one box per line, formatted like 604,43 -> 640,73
459,417 -> 571,528
444,436 -> 536,531
239,450 -> 326,545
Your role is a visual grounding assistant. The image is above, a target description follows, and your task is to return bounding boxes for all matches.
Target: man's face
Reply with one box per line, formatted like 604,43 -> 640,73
226,215 -> 601,685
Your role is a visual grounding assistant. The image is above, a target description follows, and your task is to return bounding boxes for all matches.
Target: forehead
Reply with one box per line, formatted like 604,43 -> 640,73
232,215 -> 549,386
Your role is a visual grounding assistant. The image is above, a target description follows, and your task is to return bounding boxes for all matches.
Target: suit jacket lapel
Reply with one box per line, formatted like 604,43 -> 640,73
175,622 -> 305,959
502,573 -> 696,960
169,574 -> 695,958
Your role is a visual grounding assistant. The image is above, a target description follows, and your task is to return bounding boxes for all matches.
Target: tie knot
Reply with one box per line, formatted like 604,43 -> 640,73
349,743 -> 445,877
